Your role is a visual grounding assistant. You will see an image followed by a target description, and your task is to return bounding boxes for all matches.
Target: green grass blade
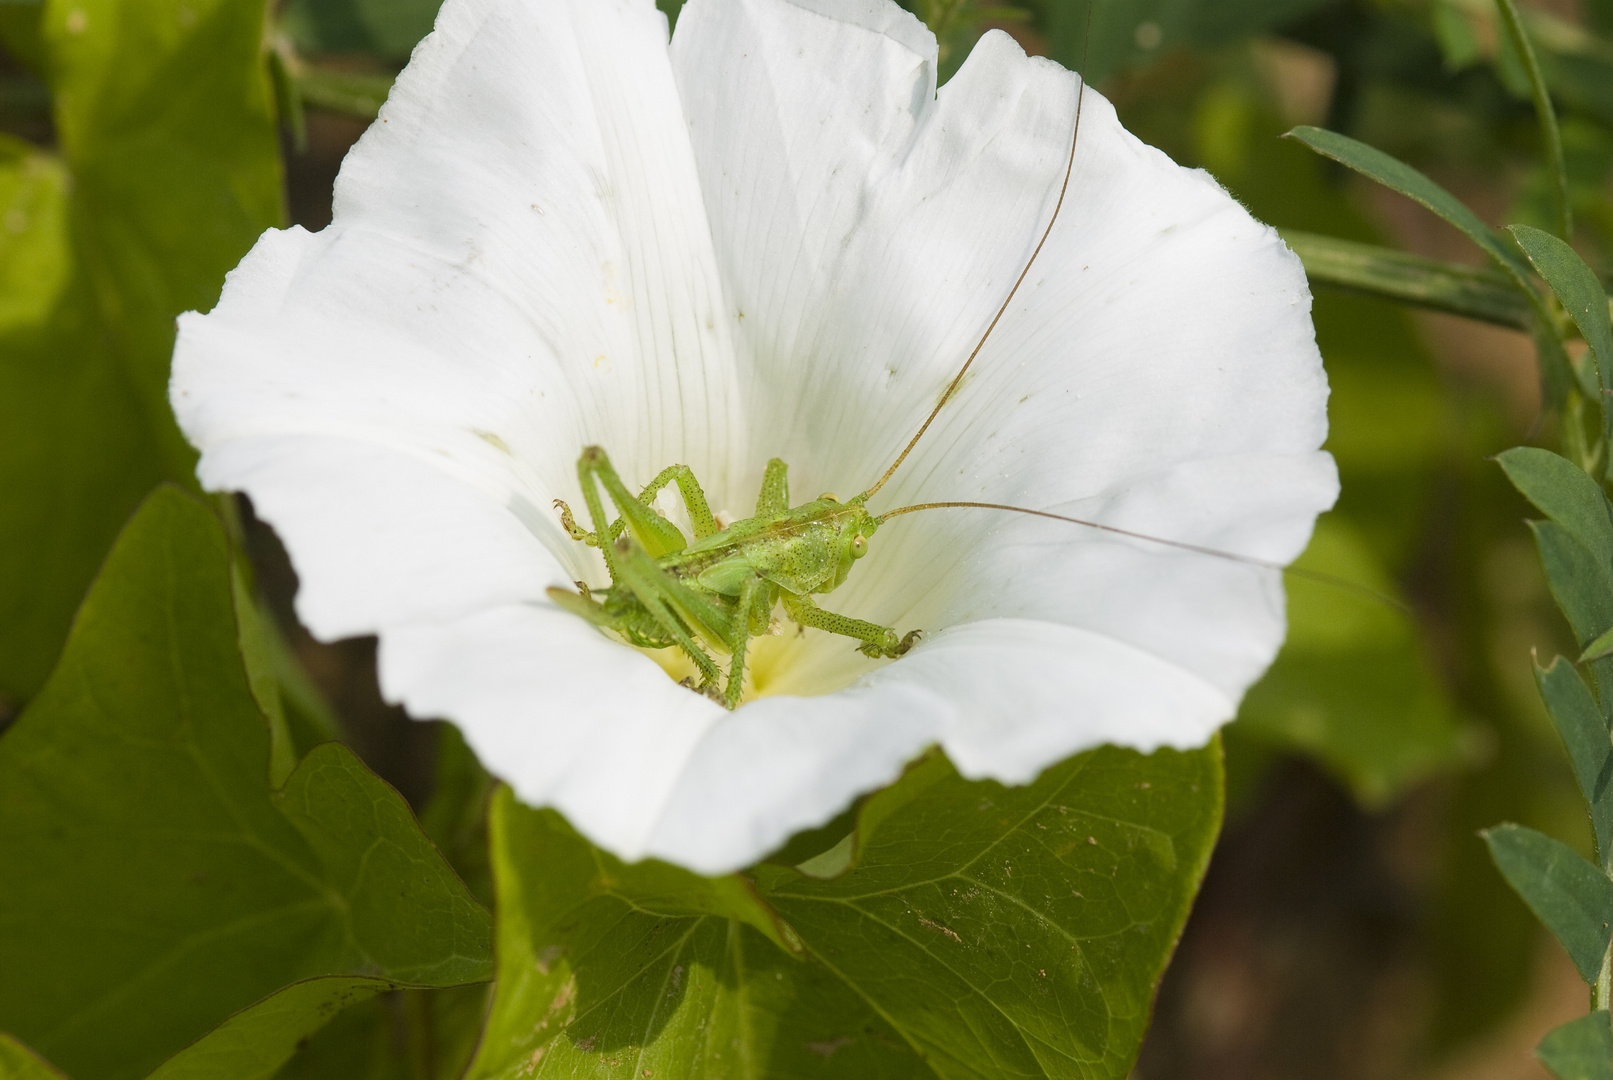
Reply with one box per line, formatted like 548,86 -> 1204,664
1497,0 -> 1572,239
294,67 -> 393,119
1286,126 -> 1544,318
1283,229 -> 1532,328
1533,657 -> 1613,871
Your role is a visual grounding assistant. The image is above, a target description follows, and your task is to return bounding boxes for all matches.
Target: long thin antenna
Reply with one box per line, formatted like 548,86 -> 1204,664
859,63 -> 1089,503
875,500 -> 1408,614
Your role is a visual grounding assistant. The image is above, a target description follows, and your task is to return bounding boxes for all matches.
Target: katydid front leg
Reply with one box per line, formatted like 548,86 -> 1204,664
608,536 -> 731,690
781,593 -> 920,658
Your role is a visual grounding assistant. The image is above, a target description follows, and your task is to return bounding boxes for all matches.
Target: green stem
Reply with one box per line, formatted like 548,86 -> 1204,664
1282,229 -> 1535,329
293,68 -> 395,120
1496,0 -> 1572,239
1598,937 -> 1611,1011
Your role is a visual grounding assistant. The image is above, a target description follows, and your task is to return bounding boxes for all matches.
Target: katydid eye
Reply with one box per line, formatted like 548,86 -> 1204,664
819,492 -> 839,503
850,535 -> 867,558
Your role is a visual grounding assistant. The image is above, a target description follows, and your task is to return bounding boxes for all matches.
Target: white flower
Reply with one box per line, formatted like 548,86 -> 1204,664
171,0 -> 1336,874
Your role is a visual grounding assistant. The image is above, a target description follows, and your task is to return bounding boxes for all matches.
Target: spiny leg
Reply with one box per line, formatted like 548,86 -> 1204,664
554,449 -> 722,685
556,453 -> 720,551
754,458 -> 789,517
723,576 -> 768,709
636,464 -> 720,540
781,593 -> 920,659
545,584 -> 618,630
611,538 -> 736,653
608,537 -> 729,688
560,447 -> 689,561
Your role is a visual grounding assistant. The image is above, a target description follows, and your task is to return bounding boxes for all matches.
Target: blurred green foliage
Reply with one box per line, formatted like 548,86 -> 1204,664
0,0 -> 281,706
280,0 -> 441,60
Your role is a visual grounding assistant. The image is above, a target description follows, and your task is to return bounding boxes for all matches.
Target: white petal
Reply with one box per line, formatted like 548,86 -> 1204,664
671,2 -> 1335,772
883,619 -> 1236,781
644,683 -> 944,873
379,605 -> 725,861
170,0 -> 756,865
173,0 -> 744,641
671,1 -> 1063,498
172,0 -> 1338,875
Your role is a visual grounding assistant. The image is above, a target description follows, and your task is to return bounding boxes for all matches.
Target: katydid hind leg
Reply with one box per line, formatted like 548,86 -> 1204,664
609,537 -> 726,688
632,463 -> 721,540
545,584 -> 618,630
781,592 -> 918,659
578,447 -> 689,559
612,537 -> 737,654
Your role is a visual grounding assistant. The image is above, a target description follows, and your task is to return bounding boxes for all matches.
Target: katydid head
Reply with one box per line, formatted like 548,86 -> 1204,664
805,495 -> 879,593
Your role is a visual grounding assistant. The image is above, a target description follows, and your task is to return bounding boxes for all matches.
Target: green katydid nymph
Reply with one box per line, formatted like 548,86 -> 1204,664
547,450 -> 914,709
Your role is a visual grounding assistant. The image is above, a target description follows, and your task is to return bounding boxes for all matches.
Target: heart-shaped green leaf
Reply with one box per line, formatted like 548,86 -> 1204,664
754,745 -> 1223,1080
467,793 -> 928,1079
0,488 -> 491,1080
0,1034 -> 67,1080
471,740 -> 1220,1080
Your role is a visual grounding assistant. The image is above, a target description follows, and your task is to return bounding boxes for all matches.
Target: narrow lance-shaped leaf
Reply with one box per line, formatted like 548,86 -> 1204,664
1534,657 -> 1613,872
1496,0 -> 1572,239
1529,521 -> 1613,682
1498,447 -> 1613,568
1498,448 -> 1613,680
1281,229 -> 1533,329
1579,625 -> 1613,664
1285,126 -> 1543,317
1510,228 -> 1613,460
1536,1010 -> 1613,1080
0,487 -> 492,1080
1484,822 -> 1613,984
